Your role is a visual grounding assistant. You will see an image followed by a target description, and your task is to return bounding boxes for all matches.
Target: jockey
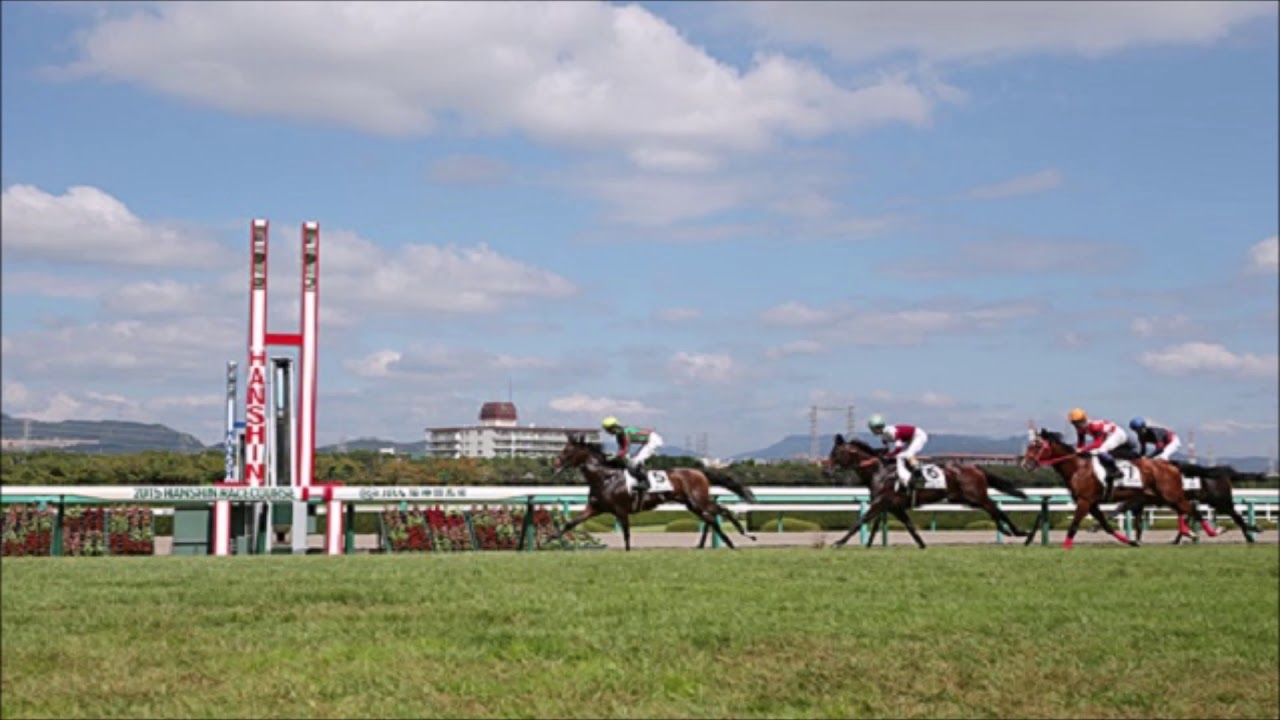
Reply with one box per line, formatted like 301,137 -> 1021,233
1069,408 -> 1127,499
1129,417 -> 1182,461
601,417 -> 664,495
867,415 -> 928,490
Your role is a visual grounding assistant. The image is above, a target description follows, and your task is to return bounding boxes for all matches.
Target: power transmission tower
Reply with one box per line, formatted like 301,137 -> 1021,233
809,405 -> 855,460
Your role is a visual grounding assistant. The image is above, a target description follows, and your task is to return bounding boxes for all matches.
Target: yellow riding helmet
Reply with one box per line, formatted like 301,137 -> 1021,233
602,416 -> 619,430
1068,408 -> 1087,423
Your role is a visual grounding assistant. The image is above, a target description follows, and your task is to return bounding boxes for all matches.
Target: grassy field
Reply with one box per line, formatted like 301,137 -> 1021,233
2,546 -> 1277,719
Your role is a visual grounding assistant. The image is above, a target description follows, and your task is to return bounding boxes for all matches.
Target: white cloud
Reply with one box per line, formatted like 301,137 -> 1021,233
101,280 -> 211,316
880,236 -> 1122,279
322,230 -> 577,314
0,271 -> 113,300
549,393 -> 659,417
771,299 -> 1043,346
1199,419 -> 1279,433
739,2 -> 1275,63
1138,342 -> 1277,379
57,2 -> 932,170
347,350 -> 403,378
765,339 -> 825,359
759,301 -> 836,327
427,154 -> 511,185
966,169 -> 1063,200
0,184 -> 227,268
654,307 -> 702,322
1247,235 -> 1278,274
668,351 -> 735,385
1130,314 -> 1195,338
1,317 -> 243,377
1056,331 -> 1089,348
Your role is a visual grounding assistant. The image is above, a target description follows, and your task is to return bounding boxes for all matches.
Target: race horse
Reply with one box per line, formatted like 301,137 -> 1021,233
1108,461 -> 1266,543
550,433 -> 757,551
1020,429 -> 1217,548
823,434 -> 1030,549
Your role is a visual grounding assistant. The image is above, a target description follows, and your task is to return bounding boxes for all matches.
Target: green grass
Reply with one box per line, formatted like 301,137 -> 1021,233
3,546 -> 1277,719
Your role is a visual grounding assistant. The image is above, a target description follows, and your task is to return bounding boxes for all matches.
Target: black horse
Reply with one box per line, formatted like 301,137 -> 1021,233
824,434 -> 1029,549
551,434 -> 757,551
1108,460 -> 1267,543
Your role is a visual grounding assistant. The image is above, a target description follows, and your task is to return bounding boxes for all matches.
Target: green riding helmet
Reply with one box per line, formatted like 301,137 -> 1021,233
867,414 -> 886,433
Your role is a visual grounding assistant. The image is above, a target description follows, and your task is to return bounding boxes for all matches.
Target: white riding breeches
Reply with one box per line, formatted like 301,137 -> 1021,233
630,432 -> 664,467
1154,436 -> 1182,461
1083,428 -> 1129,457
894,430 -> 929,483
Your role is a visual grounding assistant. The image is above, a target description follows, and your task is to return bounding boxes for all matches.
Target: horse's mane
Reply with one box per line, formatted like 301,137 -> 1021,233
844,437 -> 882,456
1038,429 -> 1068,446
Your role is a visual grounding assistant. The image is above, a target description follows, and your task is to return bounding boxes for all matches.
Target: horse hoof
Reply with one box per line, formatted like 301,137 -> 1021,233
1128,541 -> 1140,547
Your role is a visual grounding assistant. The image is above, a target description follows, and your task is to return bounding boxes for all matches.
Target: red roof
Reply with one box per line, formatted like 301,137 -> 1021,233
479,402 -> 518,422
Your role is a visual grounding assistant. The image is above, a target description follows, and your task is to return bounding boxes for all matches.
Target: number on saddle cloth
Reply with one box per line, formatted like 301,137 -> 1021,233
1091,457 -> 1142,488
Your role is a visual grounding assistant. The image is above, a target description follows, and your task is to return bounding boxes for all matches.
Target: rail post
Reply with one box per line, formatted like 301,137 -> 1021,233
52,495 -> 65,557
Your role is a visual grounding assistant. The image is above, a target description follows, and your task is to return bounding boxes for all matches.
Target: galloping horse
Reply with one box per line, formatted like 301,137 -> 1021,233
823,434 -> 1030,549
550,434 -> 757,551
1020,429 -> 1216,548
1111,461 -> 1266,543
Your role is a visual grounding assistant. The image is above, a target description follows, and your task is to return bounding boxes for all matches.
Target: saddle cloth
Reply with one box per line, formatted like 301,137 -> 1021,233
1180,475 -> 1202,492
1090,457 -> 1143,488
626,470 -> 673,495
895,463 -> 946,490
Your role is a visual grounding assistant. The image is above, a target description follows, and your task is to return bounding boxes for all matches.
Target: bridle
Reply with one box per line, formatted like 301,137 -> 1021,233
1023,438 -> 1077,470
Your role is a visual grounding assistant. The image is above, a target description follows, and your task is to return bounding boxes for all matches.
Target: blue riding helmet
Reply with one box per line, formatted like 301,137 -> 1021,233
1129,417 -> 1146,431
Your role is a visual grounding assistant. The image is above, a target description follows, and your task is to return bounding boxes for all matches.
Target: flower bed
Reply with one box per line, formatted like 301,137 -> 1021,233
379,504 -> 606,553
428,507 -> 474,552
381,506 -> 433,553
540,507 -> 607,551
469,505 -> 524,551
107,505 -> 155,556
2,504 -> 54,557
63,506 -> 106,557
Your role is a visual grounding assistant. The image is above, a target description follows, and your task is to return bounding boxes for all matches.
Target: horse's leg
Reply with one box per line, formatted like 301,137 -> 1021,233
554,505 -> 598,540
833,499 -> 883,547
1087,503 -> 1138,547
697,522 -> 710,549
1062,500 -> 1092,549
975,497 -> 1026,537
618,512 -> 632,552
863,511 -> 886,547
1131,506 -> 1145,544
1185,498 -> 1220,538
1219,502 -> 1259,542
889,505 -> 927,549
712,501 -> 756,541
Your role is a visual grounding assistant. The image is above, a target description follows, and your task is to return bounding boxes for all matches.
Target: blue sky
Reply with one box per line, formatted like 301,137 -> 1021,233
2,1 -> 1277,460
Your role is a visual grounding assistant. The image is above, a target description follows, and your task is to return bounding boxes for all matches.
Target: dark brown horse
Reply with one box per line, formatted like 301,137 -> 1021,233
823,434 -> 1030,549
1110,461 -> 1265,543
550,434 -> 757,551
1020,429 -> 1216,548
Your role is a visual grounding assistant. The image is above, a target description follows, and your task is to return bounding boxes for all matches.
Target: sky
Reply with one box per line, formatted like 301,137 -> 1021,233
1,1 -> 1277,460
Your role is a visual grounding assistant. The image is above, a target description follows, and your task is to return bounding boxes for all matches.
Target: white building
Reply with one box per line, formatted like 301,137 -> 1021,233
424,402 -> 599,459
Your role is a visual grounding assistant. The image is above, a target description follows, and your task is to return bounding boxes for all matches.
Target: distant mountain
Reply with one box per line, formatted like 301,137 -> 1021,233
0,413 -> 207,454
2,414 -> 1271,473
732,433 -> 1028,462
317,438 -> 428,455
731,432 -> 1276,473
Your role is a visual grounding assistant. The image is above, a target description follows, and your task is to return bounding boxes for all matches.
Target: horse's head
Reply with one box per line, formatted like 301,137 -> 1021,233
824,433 -> 885,482
553,433 -> 603,473
1020,428 -> 1071,472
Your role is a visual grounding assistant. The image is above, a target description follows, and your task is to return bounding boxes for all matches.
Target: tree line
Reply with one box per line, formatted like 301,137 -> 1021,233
2,449 -> 1273,488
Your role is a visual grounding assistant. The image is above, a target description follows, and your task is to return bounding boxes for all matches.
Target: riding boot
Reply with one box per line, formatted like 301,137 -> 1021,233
630,462 -> 649,509
909,465 -> 926,489
1100,455 -> 1121,501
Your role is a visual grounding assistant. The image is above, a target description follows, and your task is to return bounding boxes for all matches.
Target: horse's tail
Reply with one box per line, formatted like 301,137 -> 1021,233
982,469 -> 1028,499
704,469 -> 757,503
